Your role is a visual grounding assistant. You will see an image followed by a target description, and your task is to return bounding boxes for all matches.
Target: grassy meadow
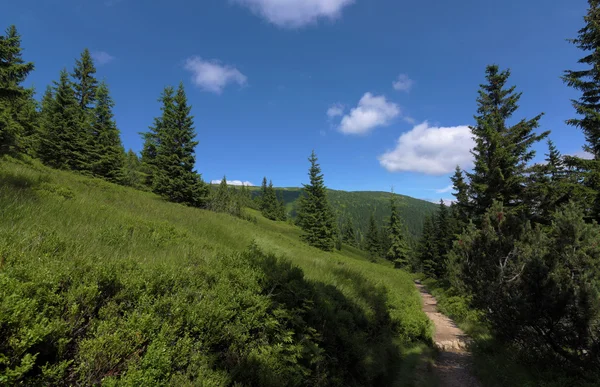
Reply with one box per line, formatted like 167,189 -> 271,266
0,156 -> 433,386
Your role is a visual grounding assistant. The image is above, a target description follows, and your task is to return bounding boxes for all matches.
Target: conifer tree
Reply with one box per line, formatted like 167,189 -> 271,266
259,177 -> 268,211
296,151 -> 337,251
386,194 -> 410,267
210,176 -> 231,212
141,87 -> 174,187
416,215 -> 437,274
365,213 -> 380,259
564,0 -> 600,221
89,81 -> 124,182
151,82 -> 207,206
342,217 -> 357,246
122,149 -> 146,189
432,200 -> 453,278
0,25 -> 35,155
276,191 -> 287,221
39,69 -> 86,170
467,65 -> 548,219
72,48 -> 98,110
450,166 -> 470,228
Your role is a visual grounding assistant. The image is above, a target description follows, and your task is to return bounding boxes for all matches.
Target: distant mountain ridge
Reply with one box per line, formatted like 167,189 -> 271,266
248,186 -> 438,241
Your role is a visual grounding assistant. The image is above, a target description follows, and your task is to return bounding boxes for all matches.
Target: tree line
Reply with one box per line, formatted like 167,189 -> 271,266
414,0 -> 600,377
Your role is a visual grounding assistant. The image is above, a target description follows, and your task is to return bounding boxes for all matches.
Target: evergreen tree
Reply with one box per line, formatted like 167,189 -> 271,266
467,65 -> 548,219
450,166 -> 470,228
122,149 -> 146,189
141,87 -> 174,187
151,83 -> 207,206
563,0 -> 600,221
39,69 -> 86,170
365,213 -> 380,260
296,151 -> 337,251
210,176 -> 231,213
89,81 -> 124,182
432,200 -> 453,278
261,180 -> 279,220
386,194 -> 410,267
276,191 -> 287,221
416,215 -> 437,274
0,25 -> 35,155
72,48 -> 98,110
342,217 -> 357,246
259,177 -> 268,211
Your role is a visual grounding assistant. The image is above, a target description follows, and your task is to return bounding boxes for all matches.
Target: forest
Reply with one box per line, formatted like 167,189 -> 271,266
1,0 -> 600,386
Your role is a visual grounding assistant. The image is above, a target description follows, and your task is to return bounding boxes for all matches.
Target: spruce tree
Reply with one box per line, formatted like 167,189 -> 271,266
468,65 -> 548,219
72,48 -> 98,110
276,191 -> 287,221
564,0 -> 600,221
151,82 -> 207,206
432,200 -> 453,278
342,217 -> 356,246
141,87 -> 174,187
365,213 -> 380,260
450,166 -> 470,228
39,69 -> 86,170
416,215 -> 437,275
89,81 -> 125,182
122,149 -> 146,189
386,194 -> 410,267
259,177 -> 268,212
296,151 -> 336,251
0,25 -> 35,155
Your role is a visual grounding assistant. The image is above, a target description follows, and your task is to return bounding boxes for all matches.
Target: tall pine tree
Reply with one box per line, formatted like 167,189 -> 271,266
296,151 -> 337,251
0,25 -> 35,155
386,194 -> 410,267
39,69 -> 86,170
563,0 -> 600,221
151,82 -> 207,206
89,81 -> 125,182
364,213 -> 380,260
467,65 -> 548,219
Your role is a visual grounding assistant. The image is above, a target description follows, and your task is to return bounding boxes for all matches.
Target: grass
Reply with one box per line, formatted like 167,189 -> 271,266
0,156 -> 434,386
418,276 -> 596,387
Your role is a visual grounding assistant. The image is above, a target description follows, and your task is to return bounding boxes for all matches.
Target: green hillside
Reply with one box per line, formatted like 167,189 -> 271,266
0,157 -> 433,386
248,187 -> 437,241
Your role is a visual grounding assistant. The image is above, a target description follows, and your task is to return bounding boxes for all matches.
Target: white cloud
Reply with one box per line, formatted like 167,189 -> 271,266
435,185 -> 454,194
428,198 -> 454,206
91,51 -> 115,65
327,103 -> 344,118
184,56 -> 247,94
338,93 -> 400,135
392,74 -> 414,92
574,150 -> 594,160
210,179 -> 255,186
379,121 -> 474,175
233,0 -> 354,28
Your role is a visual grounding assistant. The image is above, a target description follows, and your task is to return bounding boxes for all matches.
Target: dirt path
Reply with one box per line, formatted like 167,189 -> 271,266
415,282 -> 480,387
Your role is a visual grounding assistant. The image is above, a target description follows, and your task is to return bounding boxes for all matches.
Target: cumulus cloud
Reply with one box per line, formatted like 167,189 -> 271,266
327,103 -> 344,118
379,121 -> 474,175
233,0 -> 353,28
338,93 -> 400,135
210,179 -> 255,186
184,56 -> 247,94
392,74 -> 414,92
91,51 -> 115,65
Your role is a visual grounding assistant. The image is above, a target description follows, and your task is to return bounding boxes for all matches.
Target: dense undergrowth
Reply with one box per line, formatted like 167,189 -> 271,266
419,276 -> 598,387
0,157 -> 432,386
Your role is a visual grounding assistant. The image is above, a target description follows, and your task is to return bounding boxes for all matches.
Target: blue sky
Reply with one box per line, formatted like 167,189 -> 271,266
3,0 -> 589,202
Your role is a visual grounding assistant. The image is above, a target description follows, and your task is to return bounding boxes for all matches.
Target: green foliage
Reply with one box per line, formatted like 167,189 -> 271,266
147,83 -> 208,207
342,217 -> 357,247
0,158 -> 431,386
296,151 -> 337,251
39,69 -> 88,171
364,213 -> 380,260
89,82 -> 125,182
386,194 -> 410,268
259,177 -> 286,221
0,25 -> 35,155
121,149 -> 147,190
450,202 -> 600,374
467,65 -> 548,220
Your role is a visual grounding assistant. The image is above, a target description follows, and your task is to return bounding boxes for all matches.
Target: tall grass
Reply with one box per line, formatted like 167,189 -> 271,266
0,157 -> 432,386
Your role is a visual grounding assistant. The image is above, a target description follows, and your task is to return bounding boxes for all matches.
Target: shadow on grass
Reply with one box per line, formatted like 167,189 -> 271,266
244,245 -> 408,387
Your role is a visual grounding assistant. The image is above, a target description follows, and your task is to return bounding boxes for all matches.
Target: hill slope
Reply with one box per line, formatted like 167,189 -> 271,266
250,187 -> 438,241
0,157 -> 432,386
